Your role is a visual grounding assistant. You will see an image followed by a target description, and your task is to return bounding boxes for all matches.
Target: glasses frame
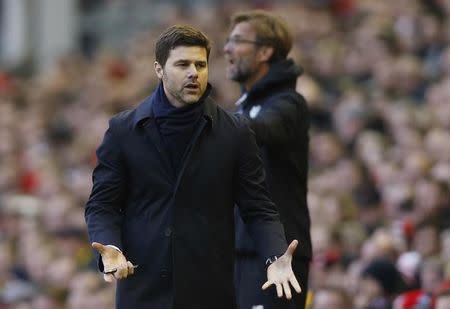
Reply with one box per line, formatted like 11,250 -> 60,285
225,37 -> 263,46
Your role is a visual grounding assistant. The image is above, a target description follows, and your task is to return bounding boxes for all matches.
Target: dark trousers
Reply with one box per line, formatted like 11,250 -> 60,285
235,254 -> 310,309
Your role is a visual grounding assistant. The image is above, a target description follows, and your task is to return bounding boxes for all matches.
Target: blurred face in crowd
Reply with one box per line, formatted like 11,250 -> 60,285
154,46 -> 208,108
414,225 -> 439,258
346,261 -> 363,295
313,288 -> 352,309
224,21 -> 273,90
436,295 -> 450,309
440,230 -> 450,261
31,294 -> 62,309
310,133 -> 343,167
0,242 -> 12,277
420,259 -> 443,293
356,276 -> 384,307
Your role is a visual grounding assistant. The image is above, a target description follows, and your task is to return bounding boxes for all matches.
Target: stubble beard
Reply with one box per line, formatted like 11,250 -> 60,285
229,63 -> 254,84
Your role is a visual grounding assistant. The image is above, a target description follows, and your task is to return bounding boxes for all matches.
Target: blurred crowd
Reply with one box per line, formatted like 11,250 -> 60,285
0,0 -> 449,308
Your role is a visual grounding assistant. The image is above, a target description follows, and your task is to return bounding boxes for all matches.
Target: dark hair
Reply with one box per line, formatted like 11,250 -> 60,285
155,25 -> 211,66
361,258 -> 406,296
230,10 -> 293,62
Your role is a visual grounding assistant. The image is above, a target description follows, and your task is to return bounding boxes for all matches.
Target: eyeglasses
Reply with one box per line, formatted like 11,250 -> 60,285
225,37 -> 261,46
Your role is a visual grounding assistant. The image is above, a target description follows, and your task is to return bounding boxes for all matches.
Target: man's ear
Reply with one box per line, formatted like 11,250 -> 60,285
257,46 -> 274,63
154,61 -> 163,79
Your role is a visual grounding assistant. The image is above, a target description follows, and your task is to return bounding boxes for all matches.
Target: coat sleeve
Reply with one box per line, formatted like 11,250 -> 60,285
234,116 -> 288,259
85,117 -> 127,269
249,93 -> 308,147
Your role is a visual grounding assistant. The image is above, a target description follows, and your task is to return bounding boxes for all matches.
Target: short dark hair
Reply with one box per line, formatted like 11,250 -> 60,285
155,25 -> 211,66
230,10 -> 293,62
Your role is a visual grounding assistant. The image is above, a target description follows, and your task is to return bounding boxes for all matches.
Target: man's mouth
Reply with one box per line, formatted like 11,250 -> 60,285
185,83 -> 199,89
184,84 -> 200,92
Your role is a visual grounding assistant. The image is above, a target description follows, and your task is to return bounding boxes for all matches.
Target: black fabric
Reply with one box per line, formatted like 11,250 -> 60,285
242,59 -> 302,109
85,91 -> 288,308
234,59 -> 311,309
235,59 -> 312,259
152,82 -> 207,175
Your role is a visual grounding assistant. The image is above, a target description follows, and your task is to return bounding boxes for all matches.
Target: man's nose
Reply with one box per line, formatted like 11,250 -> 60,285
224,41 -> 231,53
187,64 -> 198,79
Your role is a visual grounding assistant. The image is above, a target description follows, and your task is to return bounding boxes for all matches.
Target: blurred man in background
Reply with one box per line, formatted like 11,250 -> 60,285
224,10 -> 311,309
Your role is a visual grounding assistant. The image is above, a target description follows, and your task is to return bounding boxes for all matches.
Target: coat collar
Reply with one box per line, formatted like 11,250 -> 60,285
133,83 -> 216,129
244,59 -> 302,105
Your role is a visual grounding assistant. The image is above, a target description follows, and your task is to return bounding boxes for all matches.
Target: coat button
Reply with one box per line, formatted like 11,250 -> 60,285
164,227 -> 172,237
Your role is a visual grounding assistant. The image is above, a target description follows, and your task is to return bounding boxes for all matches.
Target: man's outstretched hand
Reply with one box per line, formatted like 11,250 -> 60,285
92,242 -> 137,282
262,240 -> 302,299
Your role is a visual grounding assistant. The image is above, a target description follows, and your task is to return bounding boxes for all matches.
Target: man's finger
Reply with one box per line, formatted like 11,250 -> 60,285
285,239 -> 298,256
115,263 -> 129,279
289,274 -> 302,294
276,283 -> 283,298
282,281 -> 292,299
127,261 -> 136,275
103,268 -> 117,275
262,281 -> 272,290
92,242 -> 106,254
103,273 -> 116,283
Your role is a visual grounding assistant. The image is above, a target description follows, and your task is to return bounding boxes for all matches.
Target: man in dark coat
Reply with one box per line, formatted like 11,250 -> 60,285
85,25 -> 301,309
224,10 -> 312,309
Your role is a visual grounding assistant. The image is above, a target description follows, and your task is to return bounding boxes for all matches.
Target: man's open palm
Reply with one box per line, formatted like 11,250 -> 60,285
92,242 -> 136,282
262,240 -> 302,299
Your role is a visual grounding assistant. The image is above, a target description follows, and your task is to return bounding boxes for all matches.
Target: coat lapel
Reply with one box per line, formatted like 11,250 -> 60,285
173,116 -> 208,194
173,99 -> 216,194
141,119 -> 174,183
134,95 -> 217,189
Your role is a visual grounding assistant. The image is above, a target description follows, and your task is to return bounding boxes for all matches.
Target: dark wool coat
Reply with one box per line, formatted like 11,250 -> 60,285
85,88 -> 287,309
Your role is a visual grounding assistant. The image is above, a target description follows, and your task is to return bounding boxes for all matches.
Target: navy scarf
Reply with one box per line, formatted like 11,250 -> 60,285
152,82 -> 206,175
